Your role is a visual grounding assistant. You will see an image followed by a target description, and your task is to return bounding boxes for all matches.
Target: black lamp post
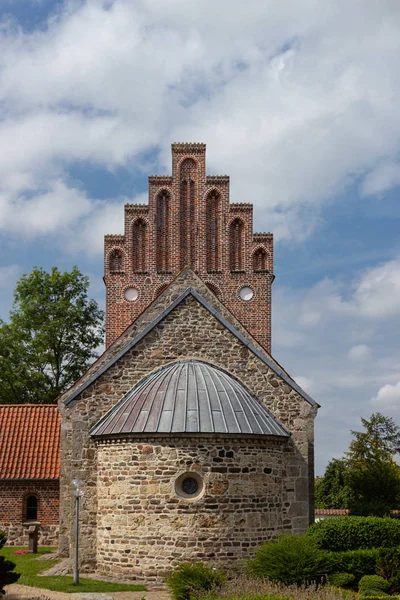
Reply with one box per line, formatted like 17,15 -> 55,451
72,478 -> 83,586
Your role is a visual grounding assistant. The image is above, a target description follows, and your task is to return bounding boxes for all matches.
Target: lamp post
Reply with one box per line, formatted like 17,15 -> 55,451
72,478 -> 83,586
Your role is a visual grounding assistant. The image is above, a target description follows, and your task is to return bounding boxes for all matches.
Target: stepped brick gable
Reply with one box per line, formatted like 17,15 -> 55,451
104,143 -> 274,352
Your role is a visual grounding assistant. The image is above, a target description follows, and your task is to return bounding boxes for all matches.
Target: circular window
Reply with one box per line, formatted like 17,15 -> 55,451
124,287 -> 139,302
239,286 -> 254,301
175,472 -> 204,501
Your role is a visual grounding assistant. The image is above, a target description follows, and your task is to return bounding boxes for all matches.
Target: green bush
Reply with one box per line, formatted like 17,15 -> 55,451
327,572 -> 355,587
0,532 -> 6,551
359,591 -> 389,598
359,576 -> 390,593
308,516 -> 400,551
376,547 -> 400,589
327,548 -> 378,581
166,562 -> 226,600
0,555 -> 20,593
248,534 -> 329,586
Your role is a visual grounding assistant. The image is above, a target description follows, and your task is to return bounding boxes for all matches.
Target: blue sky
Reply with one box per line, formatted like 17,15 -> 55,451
0,0 -> 400,474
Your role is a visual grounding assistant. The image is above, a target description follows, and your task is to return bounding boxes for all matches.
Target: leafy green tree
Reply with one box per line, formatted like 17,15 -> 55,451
314,458 -> 353,509
346,413 -> 400,516
0,266 -> 104,404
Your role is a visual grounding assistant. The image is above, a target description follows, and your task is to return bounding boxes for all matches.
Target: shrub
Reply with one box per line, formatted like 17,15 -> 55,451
0,555 -> 20,594
307,517 -> 400,552
0,532 -> 6,551
376,547 -> 400,589
248,534 -> 329,586
327,572 -> 355,588
359,576 -> 390,593
167,562 -> 226,600
327,548 -> 378,581
359,591 -> 389,598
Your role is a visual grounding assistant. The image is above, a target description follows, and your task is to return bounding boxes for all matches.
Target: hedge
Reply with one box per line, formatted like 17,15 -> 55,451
308,517 -> 400,551
327,548 -> 379,581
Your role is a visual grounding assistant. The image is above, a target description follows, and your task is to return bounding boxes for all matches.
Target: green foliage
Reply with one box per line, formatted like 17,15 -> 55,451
376,547 -> 400,589
326,549 -> 379,581
0,555 -> 20,592
345,414 -> 400,517
0,266 -> 104,404
358,591 -> 389,598
358,576 -> 389,593
0,533 -> 6,551
248,534 -> 329,586
347,459 -> 400,517
315,459 -> 353,509
347,413 -> 400,459
308,516 -> 400,551
166,562 -> 226,600
327,573 -> 355,587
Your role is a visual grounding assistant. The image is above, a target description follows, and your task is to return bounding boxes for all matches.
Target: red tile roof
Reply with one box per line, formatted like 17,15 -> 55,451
0,405 -> 60,479
315,509 -> 349,515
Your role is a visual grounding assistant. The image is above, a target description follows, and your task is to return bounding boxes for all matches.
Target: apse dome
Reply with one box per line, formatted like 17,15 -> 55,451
91,360 -> 288,438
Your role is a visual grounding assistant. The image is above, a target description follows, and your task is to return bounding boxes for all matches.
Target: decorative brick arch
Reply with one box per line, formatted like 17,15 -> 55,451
153,282 -> 169,300
251,245 -> 270,272
108,248 -> 125,273
229,218 -> 245,271
179,158 -> 198,270
205,189 -> 221,273
204,281 -> 222,299
132,217 -> 148,273
155,189 -> 171,273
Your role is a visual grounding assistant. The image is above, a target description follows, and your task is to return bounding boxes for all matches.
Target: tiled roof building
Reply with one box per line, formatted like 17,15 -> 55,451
0,405 -> 60,546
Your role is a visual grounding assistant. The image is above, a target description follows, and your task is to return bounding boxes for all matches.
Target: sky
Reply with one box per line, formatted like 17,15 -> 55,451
0,0 -> 399,474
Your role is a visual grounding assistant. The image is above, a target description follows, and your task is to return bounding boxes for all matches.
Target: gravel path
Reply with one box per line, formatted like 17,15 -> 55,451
5,583 -> 171,600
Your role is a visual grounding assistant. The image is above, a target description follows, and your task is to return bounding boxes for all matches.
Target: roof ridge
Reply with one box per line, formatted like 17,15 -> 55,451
63,288 -> 317,407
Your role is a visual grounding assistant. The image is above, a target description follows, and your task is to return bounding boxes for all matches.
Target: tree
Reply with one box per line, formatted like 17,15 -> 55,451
346,413 -> 400,516
314,458 -> 353,509
0,266 -> 104,404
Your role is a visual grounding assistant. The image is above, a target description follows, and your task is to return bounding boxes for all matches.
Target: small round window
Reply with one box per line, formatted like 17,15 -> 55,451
239,286 -> 254,301
175,472 -> 204,501
124,287 -> 139,302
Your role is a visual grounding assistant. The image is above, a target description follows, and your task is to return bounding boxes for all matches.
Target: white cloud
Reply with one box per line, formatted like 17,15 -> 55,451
371,382 -> 400,411
353,259 -> 400,318
0,0 -> 399,246
348,344 -> 371,361
361,161 -> 400,197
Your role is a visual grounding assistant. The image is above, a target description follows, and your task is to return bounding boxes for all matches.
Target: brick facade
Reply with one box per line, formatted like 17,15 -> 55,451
0,480 -> 59,546
104,143 -> 274,352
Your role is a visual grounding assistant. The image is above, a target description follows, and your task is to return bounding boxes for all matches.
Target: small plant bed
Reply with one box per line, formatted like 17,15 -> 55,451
0,546 -> 146,594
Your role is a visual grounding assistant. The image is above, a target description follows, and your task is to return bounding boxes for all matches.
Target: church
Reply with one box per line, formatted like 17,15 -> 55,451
59,143 -> 319,581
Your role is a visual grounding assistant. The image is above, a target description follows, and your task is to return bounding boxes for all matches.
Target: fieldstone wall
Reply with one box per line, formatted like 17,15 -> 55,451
96,436 -> 290,580
59,269 -> 317,575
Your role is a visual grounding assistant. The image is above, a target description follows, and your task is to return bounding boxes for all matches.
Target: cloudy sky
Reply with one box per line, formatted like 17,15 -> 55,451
1,0 -> 400,473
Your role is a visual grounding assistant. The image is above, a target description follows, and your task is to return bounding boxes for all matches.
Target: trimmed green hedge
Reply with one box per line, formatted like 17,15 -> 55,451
327,548 -> 379,581
308,517 -> 400,551
359,576 -> 390,593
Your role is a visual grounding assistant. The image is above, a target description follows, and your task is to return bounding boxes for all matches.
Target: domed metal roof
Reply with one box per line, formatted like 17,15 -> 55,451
91,361 -> 289,438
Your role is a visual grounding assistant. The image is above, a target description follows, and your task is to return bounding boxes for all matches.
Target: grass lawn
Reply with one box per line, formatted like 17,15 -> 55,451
0,546 -> 146,593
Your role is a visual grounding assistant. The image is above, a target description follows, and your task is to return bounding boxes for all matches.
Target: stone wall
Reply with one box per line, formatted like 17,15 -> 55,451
96,436 -> 288,580
0,480 -> 59,546
59,270 -> 317,574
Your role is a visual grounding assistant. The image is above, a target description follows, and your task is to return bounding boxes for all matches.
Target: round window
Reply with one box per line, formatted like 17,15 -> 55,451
175,472 -> 204,501
124,287 -> 139,302
239,286 -> 254,301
